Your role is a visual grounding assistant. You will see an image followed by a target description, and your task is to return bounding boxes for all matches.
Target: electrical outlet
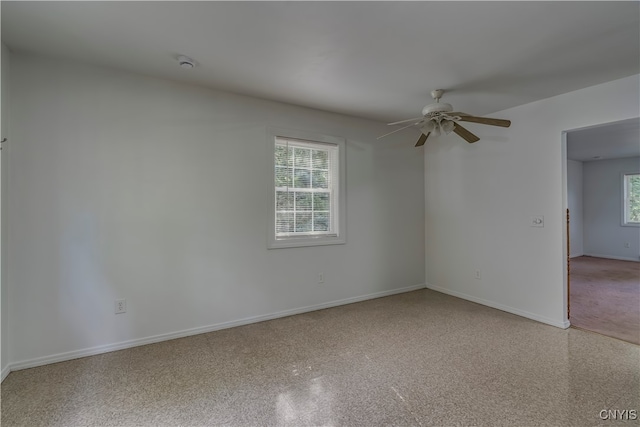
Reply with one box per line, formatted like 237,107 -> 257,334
115,299 -> 127,314
318,273 -> 324,284
475,270 -> 481,280
624,242 -> 631,248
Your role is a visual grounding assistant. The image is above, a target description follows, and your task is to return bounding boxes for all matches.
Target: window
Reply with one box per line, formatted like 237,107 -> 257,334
268,128 -> 346,248
623,173 -> 640,226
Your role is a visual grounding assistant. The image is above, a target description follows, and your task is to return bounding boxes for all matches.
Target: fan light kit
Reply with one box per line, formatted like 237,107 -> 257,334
178,55 -> 196,69
378,89 -> 511,146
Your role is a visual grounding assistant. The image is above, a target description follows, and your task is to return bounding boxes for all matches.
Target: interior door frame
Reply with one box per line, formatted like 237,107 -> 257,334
561,131 -> 571,325
561,118 -> 640,326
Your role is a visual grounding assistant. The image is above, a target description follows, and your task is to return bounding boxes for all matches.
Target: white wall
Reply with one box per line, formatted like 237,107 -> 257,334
425,74 -> 639,328
7,53 -> 425,368
567,159 -> 584,257
1,43 -> 10,380
583,156 -> 640,261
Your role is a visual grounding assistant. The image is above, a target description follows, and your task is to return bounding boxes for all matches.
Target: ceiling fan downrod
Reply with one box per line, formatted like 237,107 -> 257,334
431,89 -> 445,102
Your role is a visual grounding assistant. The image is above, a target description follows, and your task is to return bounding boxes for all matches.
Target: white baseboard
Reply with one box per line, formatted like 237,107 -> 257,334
570,253 -> 584,259
426,283 -> 570,329
583,253 -> 640,262
9,283 -> 426,373
1,364 -> 10,382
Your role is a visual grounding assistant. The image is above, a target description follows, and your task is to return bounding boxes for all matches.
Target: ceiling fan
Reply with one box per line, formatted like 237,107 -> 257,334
378,89 -> 511,146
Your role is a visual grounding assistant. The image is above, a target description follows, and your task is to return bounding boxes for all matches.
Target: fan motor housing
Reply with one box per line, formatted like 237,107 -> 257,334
422,102 -> 453,116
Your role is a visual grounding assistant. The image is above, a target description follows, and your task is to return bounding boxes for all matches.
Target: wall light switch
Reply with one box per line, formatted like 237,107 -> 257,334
530,215 -> 544,228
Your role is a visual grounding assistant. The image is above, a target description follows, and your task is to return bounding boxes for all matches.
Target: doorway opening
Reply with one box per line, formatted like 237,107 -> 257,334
563,118 -> 640,345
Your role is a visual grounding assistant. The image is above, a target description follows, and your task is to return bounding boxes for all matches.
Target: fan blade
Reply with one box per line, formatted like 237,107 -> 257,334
453,123 -> 480,143
415,133 -> 429,147
387,116 -> 424,126
377,121 -> 420,139
457,115 -> 511,128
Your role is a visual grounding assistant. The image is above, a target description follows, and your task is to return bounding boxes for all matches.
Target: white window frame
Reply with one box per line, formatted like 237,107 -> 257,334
622,172 -> 640,227
267,127 -> 346,249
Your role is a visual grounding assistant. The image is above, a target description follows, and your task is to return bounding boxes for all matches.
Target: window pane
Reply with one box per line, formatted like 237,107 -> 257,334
312,150 -> 329,170
275,145 -> 289,167
313,212 -> 329,231
313,193 -> 330,211
275,166 -> 292,187
276,212 -> 294,233
295,192 -> 312,210
629,175 -> 640,223
294,169 -> 311,188
312,170 -> 328,189
272,134 -> 343,247
294,147 -> 311,168
295,212 -> 312,232
276,191 -> 293,210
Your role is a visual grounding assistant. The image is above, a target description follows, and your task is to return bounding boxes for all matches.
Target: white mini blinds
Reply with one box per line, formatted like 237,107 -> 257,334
268,130 -> 346,249
623,173 -> 640,225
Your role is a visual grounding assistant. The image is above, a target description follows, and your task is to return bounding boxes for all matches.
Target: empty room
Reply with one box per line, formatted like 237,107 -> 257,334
1,2 -> 639,427
567,120 -> 640,346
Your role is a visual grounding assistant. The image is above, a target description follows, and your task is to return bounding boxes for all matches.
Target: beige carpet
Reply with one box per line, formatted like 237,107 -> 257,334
570,256 -> 640,345
2,289 -> 639,427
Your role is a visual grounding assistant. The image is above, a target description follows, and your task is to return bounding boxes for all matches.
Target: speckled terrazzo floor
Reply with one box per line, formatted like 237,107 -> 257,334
1,289 -> 639,427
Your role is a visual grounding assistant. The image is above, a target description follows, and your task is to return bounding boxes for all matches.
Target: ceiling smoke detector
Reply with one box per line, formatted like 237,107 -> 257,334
177,55 -> 195,69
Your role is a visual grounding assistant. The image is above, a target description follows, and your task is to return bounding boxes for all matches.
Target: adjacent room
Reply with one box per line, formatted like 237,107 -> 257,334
566,119 -> 640,345
1,2 -> 639,426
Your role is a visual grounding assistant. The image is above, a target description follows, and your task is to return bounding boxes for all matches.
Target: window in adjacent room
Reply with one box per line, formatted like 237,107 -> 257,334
268,128 -> 346,248
623,173 -> 640,226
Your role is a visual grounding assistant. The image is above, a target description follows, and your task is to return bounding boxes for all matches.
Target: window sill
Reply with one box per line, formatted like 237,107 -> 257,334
268,235 -> 346,249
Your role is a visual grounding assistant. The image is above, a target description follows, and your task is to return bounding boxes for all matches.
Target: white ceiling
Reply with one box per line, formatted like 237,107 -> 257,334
2,1 -> 639,123
567,118 -> 640,162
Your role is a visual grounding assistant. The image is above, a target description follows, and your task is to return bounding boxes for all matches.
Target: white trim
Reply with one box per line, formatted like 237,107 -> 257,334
8,283 -> 426,372
267,127 -> 347,249
622,172 -> 640,226
561,131 -> 570,325
583,253 -> 640,262
1,365 -> 10,382
569,253 -> 584,259
426,283 -> 570,329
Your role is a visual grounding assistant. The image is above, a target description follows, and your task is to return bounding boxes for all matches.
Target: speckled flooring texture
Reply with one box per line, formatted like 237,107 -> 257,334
1,289 -> 639,427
